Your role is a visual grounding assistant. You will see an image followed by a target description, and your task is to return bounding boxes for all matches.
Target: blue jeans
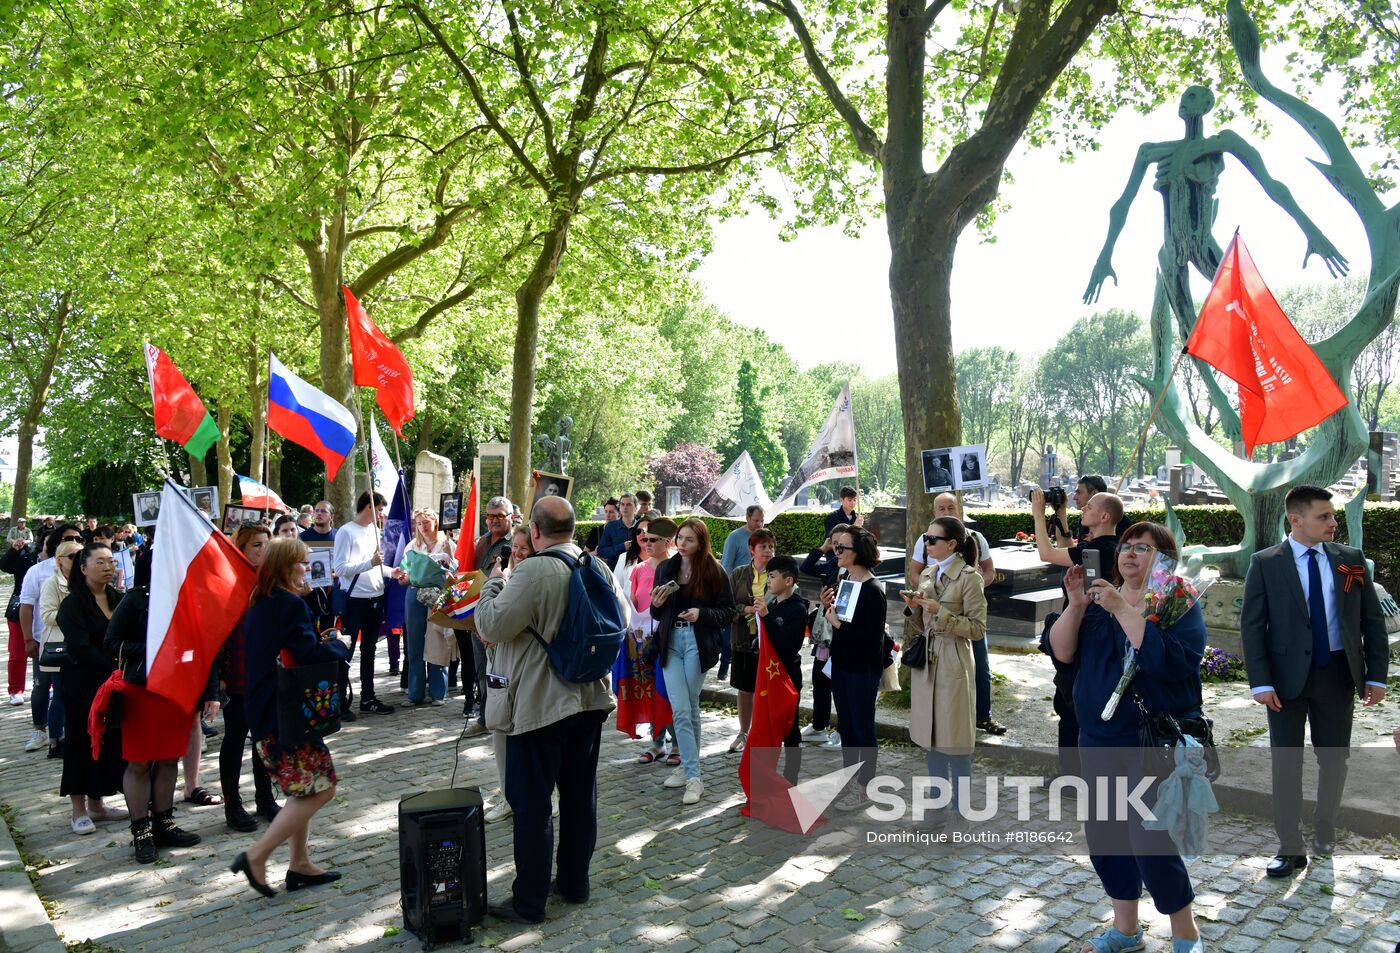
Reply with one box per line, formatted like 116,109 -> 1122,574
927,749 -> 973,814
31,662 -> 63,738
662,625 -> 704,780
403,590 -> 446,703
830,666 -> 881,787
972,636 -> 992,723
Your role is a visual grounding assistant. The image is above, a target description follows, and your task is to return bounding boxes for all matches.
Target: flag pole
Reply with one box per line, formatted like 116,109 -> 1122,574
358,396 -> 384,534
262,349 -> 272,521
1118,348 -> 1189,493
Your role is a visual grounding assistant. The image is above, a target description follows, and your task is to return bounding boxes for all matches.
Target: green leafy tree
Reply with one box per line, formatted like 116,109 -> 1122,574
956,347 -> 1021,458
720,361 -> 787,493
851,374 -> 904,492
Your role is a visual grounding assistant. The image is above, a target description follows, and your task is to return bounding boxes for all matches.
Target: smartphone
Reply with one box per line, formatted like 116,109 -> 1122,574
498,552 -> 510,571
487,672 -> 508,690
656,579 -> 680,598
1081,550 -> 1103,592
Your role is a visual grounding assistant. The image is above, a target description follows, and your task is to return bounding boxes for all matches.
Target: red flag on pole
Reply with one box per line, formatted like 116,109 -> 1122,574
344,285 -> 415,437
739,615 -> 809,832
454,475 -> 478,571
1185,233 -> 1347,457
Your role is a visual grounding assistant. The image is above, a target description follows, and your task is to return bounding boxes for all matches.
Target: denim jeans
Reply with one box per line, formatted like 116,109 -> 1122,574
403,590 -> 447,703
662,625 -> 704,780
926,749 -> 973,814
31,662 -> 63,738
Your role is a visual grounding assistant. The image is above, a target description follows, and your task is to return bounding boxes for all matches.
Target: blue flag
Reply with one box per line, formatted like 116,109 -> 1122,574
380,470 -> 411,631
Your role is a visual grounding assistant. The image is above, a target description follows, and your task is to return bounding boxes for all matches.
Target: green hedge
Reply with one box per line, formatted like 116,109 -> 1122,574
578,503 -> 1400,593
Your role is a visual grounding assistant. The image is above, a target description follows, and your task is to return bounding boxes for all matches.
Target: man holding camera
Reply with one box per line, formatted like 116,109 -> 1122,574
473,496 -> 615,925
1031,488 -> 1125,776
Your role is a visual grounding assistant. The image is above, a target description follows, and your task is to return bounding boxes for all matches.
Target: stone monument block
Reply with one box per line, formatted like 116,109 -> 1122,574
413,451 -> 453,515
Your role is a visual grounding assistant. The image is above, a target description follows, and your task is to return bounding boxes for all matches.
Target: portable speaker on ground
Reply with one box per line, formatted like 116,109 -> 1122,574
399,787 -> 487,949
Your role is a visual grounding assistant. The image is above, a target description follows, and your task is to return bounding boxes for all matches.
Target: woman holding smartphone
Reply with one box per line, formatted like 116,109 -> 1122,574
903,517 -> 986,827
822,526 -> 886,812
650,518 -> 735,805
232,538 -> 351,898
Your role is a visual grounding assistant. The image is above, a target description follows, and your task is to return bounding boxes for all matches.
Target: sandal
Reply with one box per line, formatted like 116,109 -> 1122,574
665,753 -> 681,766
183,786 -> 224,806
638,749 -> 662,764
1083,927 -> 1145,953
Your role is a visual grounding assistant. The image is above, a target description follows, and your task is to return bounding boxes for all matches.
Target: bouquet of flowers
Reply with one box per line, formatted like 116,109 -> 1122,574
1142,552 -> 1217,631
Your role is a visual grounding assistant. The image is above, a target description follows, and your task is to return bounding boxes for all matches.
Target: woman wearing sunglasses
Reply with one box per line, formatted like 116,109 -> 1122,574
822,525 -> 887,811
904,517 -> 987,828
1048,522 -> 1205,953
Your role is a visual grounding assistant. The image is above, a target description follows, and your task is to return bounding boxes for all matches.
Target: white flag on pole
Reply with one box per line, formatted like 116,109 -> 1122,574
768,384 -> 857,516
696,451 -> 774,518
368,416 -> 396,500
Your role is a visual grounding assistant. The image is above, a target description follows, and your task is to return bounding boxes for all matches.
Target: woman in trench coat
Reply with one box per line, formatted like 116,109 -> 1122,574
905,516 -> 987,826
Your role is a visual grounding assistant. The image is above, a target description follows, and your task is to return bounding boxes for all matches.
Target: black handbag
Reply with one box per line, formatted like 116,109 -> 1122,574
329,573 -> 360,618
1135,694 -> 1220,782
38,634 -> 69,668
882,630 -> 897,668
900,632 -> 927,669
276,655 -> 343,745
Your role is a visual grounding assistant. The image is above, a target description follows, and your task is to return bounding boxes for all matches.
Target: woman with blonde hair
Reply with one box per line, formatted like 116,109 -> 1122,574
232,538 -> 351,898
393,508 -> 457,706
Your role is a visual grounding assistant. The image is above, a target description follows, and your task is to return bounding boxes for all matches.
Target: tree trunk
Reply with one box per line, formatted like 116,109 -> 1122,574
889,215 -> 961,550
267,436 -> 282,495
415,411 -> 435,456
215,404 -> 235,507
188,452 -> 208,487
507,219 -> 571,507
9,290 -> 70,521
247,338 -> 266,484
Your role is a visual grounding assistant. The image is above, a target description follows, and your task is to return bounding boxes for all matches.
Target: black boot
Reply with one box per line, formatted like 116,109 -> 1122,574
255,796 -> 282,822
225,801 -> 258,832
131,817 -> 157,864
152,808 -> 202,848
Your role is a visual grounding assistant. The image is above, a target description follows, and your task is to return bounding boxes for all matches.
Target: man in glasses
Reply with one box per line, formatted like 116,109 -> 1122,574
455,497 -> 515,731
1031,488 -> 1125,779
332,491 -> 394,716
17,523 -> 83,754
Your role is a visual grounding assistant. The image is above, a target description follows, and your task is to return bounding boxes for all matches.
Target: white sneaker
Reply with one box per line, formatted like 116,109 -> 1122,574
484,799 -> 513,822
662,766 -> 687,788
682,779 -> 704,805
8,693 -> 24,706
822,730 -> 843,749
25,729 -> 47,752
799,724 -> 822,741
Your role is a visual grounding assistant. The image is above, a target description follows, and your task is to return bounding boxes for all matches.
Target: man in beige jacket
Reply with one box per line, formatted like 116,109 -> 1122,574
474,495 -> 615,925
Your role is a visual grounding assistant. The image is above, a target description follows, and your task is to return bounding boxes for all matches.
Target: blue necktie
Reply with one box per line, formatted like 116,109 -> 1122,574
1305,549 -> 1330,668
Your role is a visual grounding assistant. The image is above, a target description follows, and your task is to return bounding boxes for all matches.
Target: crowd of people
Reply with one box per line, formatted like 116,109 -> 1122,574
2,475 -> 1393,953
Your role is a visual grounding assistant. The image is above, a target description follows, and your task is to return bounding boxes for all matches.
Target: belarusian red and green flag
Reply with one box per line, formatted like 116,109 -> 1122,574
144,343 -> 219,457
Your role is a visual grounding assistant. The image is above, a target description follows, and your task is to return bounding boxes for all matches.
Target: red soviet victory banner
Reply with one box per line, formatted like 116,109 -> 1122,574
344,285 -> 415,437
1185,233 -> 1347,457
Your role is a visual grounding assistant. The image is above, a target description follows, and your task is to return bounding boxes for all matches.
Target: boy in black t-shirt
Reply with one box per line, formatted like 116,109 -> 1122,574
759,556 -> 808,783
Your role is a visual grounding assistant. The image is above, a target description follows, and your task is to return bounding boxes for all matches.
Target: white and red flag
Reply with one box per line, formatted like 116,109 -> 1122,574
146,480 -> 257,709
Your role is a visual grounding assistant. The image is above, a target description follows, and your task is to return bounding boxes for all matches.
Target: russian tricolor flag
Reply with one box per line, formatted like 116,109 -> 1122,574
267,353 -> 357,480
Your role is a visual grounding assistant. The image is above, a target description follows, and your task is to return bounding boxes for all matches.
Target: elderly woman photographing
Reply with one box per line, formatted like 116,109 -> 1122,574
1048,522 -> 1206,953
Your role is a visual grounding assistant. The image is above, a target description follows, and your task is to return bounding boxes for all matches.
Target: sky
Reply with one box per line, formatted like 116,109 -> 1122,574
695,69 -> 1391,377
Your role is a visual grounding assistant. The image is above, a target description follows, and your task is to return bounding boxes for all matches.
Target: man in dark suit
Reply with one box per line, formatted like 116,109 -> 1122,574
1240,484 -> 1388,878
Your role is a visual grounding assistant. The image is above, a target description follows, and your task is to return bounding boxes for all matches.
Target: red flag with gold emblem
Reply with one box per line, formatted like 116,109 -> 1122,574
1185,233 -> 1347,457
739,615 -> 803,830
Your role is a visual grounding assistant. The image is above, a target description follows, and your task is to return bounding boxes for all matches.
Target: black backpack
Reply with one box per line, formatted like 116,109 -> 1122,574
528,550 -> 627,683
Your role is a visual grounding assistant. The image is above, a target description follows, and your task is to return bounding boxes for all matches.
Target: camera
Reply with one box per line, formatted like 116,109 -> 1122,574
1028,486 -> 1067,509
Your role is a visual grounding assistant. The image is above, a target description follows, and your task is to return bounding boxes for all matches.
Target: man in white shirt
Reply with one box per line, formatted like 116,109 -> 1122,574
332,491 -> 394,716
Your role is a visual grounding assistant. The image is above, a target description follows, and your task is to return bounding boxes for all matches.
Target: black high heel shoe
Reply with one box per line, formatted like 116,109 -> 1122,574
287,869 -> 342,891
231,851 -> 276,898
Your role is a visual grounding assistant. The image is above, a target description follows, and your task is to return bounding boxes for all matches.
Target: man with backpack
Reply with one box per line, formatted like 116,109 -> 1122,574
474,495 -> 618,926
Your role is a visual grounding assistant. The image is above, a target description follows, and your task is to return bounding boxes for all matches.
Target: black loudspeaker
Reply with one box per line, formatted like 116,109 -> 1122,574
399,788 -> 487,949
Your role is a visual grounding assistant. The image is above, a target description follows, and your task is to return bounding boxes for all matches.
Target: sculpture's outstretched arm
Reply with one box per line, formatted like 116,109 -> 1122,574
1084,148 -> 1160,304
1214,130 -> 1349,278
